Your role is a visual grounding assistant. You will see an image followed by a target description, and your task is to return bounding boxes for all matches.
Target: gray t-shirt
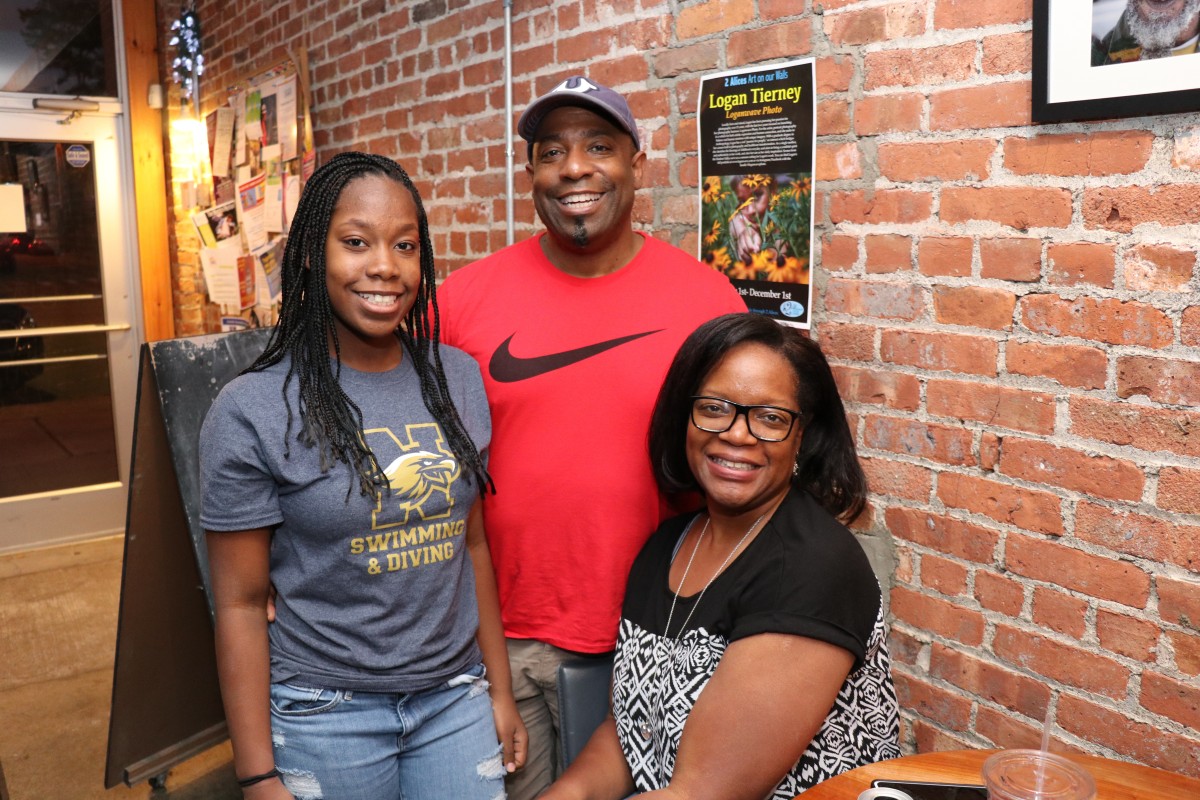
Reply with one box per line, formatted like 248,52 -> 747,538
199,345 -> 490,692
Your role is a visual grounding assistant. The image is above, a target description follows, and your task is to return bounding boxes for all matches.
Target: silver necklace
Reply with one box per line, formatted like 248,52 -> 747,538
638,510 -> 768,747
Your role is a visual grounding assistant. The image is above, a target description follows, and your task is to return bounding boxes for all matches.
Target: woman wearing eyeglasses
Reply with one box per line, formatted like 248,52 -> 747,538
542,312 -> 899,800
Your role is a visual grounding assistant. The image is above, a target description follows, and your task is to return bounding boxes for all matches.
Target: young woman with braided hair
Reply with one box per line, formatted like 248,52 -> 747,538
200,152 -> 526,800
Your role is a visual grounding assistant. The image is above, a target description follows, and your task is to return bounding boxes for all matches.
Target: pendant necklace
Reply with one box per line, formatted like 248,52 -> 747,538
638,510 -> 769,751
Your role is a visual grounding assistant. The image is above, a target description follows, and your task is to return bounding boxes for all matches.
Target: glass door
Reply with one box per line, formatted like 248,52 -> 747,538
0,108 -> 139,552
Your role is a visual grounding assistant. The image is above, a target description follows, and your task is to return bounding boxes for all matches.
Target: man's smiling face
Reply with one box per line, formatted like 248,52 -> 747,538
526,105 -> 645,256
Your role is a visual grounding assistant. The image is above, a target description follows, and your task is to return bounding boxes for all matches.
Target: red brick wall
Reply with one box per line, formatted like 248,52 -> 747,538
160,0 -> 1200,774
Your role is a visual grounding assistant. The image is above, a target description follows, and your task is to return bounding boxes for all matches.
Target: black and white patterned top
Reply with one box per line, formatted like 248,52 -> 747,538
612,490 -> 900,797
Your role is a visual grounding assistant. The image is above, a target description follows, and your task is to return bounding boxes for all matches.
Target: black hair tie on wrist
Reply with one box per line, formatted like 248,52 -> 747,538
237,768 -> 280,788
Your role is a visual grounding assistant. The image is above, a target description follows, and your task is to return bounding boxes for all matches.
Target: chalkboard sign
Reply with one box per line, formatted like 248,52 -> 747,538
150,328 -> 274,605
105,329 -> 271,788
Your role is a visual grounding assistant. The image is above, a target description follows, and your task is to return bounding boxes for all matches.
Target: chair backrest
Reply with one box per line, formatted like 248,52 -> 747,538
556,654 -> 615,769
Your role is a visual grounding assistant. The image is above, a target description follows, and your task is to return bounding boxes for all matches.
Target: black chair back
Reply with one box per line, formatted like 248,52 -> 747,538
556,654 -> 615,768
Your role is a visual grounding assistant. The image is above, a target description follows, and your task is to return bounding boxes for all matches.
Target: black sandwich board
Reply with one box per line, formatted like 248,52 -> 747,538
105,329 -> 271,788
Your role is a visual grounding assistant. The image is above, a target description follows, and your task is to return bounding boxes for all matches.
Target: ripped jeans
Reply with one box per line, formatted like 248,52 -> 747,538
269,662 -> 506,800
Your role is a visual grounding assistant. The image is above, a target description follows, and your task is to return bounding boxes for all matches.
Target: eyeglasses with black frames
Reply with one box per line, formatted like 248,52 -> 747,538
689,396 -> 801,442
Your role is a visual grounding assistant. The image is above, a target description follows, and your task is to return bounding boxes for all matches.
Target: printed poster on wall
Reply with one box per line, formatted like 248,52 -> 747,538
275,74 -> 299,160
200,239 -> 243,310
236,172 -> 269,251
698,59 -> 815,328
206,107 -> 234,179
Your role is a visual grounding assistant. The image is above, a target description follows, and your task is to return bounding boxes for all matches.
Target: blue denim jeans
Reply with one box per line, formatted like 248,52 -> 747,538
269,663 -> 506,800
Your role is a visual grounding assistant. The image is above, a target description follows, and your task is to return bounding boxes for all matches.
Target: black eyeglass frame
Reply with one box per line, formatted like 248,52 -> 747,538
689,395 -> 802,442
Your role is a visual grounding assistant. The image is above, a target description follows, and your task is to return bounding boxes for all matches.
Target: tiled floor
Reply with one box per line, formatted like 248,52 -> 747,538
0,536 -> 238,799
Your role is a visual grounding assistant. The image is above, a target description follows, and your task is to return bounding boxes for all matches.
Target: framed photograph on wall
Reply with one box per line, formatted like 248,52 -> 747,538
1034,0 -> 1200,122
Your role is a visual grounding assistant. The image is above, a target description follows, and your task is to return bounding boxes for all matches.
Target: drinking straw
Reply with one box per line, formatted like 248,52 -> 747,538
1037,704 -> 1052,795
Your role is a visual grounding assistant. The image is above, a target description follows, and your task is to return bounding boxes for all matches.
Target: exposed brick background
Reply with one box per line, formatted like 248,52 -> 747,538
157,0 -> 1200,776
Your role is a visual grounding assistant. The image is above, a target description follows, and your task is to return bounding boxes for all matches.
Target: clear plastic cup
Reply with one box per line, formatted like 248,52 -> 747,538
983,749 -> 1096,800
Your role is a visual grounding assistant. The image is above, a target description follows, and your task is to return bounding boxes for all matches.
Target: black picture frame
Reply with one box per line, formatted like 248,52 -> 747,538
1033,0 -> 1200,123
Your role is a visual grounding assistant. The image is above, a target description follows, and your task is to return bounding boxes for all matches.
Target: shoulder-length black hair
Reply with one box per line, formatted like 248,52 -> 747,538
648,312 -> 866,522
245,151 -> 491,497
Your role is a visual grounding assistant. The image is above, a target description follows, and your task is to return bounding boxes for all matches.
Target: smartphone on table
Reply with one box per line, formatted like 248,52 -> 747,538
869,779 -> 989,800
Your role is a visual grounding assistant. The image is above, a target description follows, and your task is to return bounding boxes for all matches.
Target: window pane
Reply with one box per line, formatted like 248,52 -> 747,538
0,139 -> 104,302
0,354 -> 119,497
0,0 -> 118,97
0,135 -> 118,500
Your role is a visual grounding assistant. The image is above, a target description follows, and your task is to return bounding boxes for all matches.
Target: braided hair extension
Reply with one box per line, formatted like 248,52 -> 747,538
245,151 -> 492,498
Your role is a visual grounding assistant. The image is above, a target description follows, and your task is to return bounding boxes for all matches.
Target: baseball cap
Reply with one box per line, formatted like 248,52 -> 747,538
517,76 -> 641,156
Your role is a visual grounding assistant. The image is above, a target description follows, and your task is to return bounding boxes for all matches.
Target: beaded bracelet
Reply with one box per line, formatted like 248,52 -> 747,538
236,768 -> 280,788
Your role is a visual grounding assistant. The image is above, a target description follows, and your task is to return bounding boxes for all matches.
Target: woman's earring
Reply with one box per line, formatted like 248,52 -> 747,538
792,460 -> 799,476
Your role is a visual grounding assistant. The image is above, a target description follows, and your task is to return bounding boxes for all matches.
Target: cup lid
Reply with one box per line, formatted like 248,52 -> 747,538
983,750 -> 1096,800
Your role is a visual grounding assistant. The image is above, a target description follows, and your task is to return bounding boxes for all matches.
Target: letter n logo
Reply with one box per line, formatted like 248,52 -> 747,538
364,424 -> 460,529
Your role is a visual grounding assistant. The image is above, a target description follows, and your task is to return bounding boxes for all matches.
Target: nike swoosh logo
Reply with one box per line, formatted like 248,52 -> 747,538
489,330 -> 662,382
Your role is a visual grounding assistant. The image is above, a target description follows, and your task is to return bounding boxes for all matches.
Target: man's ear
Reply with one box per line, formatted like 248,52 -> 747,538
631,149 -> 647,189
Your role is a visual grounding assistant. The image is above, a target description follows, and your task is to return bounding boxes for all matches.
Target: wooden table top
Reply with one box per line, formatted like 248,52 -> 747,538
797,749 -> 1200,800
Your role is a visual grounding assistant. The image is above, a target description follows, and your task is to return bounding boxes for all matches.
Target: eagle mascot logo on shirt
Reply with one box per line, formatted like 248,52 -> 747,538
384,450 -> 457,512
365,424 -> 461,528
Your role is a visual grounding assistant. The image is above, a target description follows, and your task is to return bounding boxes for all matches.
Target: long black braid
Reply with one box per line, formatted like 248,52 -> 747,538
245,151 -> 493,498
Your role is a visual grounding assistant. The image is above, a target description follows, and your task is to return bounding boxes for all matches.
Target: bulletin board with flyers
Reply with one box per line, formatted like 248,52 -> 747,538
191,54 -> 316,331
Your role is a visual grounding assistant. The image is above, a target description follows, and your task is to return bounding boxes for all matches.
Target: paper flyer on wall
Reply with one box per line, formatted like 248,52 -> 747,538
191,209 -> 218,248
237,254 -> 257,309
252,239 -> 283,305
275,75 -> 299,160
200,239 -> 243,309
232,90 -> 247,166
191,200 -> 239,249
213,175 -> 236,205
263,144 -> 284,234
283,167 -> 300,232
261,90 -> 278,147
236,172 -> 269,251
207,107 -> 234,178
697,59 -> 815,328
0,184 -> 26,231
244,89 -> 263,141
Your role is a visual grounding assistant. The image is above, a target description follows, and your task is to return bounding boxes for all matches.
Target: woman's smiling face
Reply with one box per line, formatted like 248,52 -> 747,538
324,173 -> 421,369
685,342 -> 803,519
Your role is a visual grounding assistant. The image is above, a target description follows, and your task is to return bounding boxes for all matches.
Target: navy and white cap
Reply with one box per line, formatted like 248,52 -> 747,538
517,76 -> 641,155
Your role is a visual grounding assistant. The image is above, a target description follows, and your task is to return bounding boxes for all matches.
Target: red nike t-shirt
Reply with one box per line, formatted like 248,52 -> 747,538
438,233 -> 745,652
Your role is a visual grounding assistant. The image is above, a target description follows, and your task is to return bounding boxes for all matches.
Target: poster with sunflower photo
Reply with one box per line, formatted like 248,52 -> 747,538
698,59 -> 815,327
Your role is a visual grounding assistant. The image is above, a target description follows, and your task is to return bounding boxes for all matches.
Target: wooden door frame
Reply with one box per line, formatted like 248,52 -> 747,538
122,0 -> 175,342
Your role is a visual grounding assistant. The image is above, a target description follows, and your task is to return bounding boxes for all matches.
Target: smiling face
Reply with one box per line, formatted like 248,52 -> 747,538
526,105 -> 645,260
324,173 -> 421,370
685,342 -> 803,520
